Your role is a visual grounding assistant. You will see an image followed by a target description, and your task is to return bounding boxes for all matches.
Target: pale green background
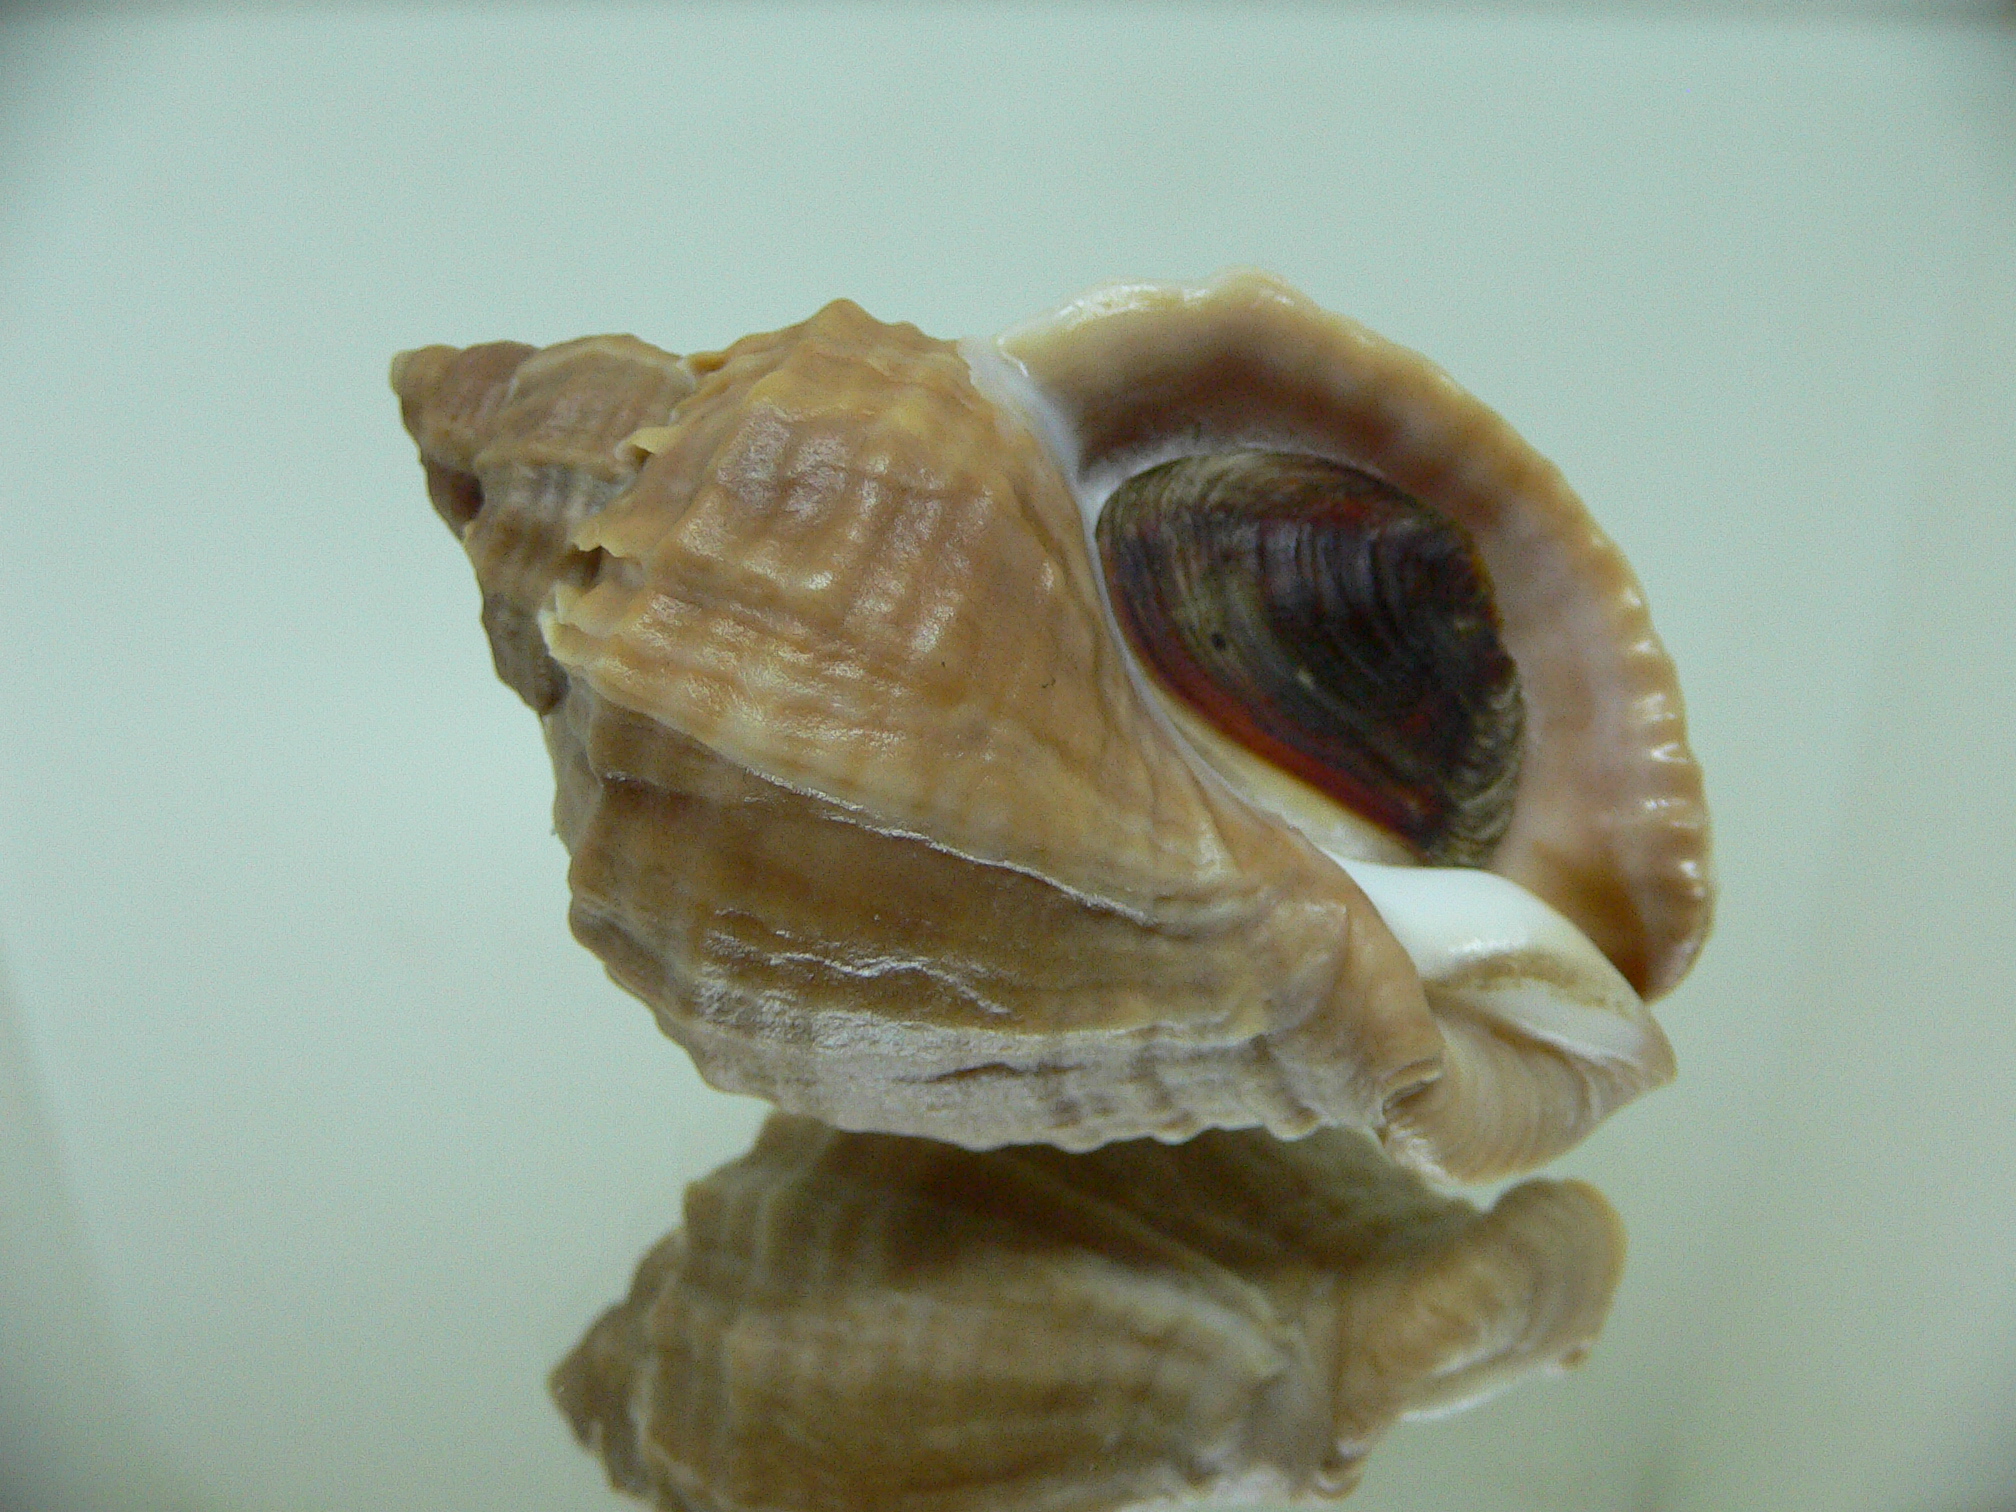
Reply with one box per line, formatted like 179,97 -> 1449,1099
2,4 -> 2012,1510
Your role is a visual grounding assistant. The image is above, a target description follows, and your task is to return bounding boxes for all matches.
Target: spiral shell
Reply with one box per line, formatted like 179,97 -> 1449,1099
392,272 -> 1710,1179
553,1115 -> 1627,1512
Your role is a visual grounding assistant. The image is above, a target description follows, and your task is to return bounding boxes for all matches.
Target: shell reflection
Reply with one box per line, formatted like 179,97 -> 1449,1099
554,1117 -> 1626,1512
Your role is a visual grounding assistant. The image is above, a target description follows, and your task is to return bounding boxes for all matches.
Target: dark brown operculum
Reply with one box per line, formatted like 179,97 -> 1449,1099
1096,451 -> 1523,867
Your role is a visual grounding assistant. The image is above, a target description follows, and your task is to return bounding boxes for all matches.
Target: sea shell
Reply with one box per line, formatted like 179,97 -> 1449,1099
392,272 -> 1711,1179
552,1114 -> 1628,1512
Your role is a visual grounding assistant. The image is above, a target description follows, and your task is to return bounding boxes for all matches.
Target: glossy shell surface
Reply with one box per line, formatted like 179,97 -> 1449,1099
392,272 -> 1711,1179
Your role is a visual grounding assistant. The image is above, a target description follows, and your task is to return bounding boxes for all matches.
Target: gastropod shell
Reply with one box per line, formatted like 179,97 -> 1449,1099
392,271 -> 1711,1180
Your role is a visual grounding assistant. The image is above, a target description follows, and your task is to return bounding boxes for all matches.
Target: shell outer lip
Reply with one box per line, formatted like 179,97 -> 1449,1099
976,267 -> 1714,1005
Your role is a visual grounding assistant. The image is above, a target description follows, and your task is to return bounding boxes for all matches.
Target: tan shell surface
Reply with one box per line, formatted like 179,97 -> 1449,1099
547,677 -> 1428,1151
553,1115 -> 1626,1512
995,271 -> 1712,1000
392,282 -> 1694,1175
517,303 -> 1438,1149
548,301 -> 1328,908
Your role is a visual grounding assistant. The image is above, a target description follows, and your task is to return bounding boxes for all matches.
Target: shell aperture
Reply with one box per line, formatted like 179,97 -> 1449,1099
1096,450 -> 1524,868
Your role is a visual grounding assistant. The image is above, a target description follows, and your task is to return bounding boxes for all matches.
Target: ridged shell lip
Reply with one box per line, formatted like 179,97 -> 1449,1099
961,304 -> 1622,990
968,267 -> 1712,1006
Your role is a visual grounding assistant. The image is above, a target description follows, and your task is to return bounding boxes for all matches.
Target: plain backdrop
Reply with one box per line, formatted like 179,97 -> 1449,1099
2,4 -> 2013,1511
